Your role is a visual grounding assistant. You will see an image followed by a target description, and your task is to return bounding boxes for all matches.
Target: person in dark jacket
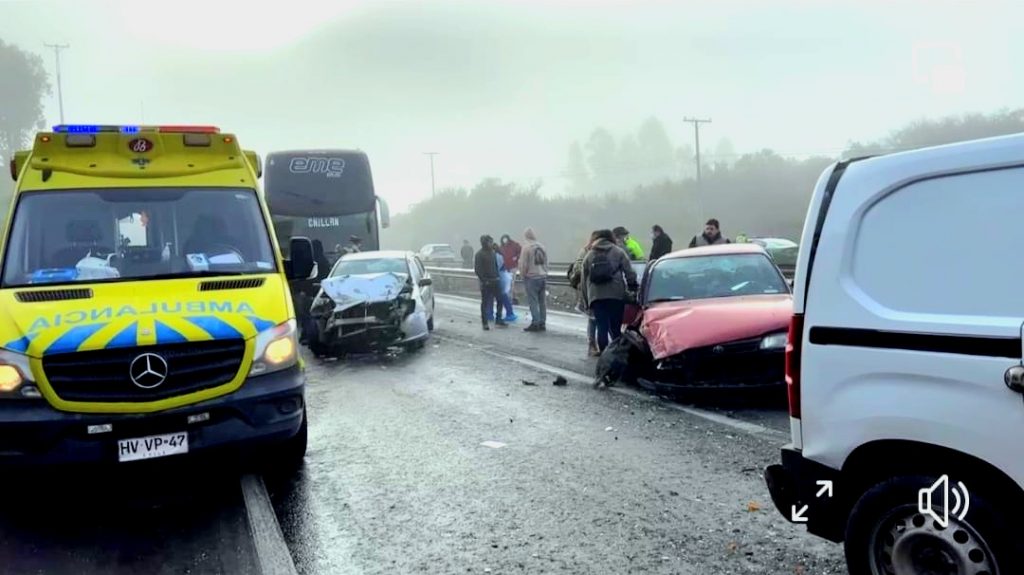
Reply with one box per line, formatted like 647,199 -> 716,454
474,235 -> 507,330
649,225 -> 673,260
582,229 -> 638,351
460,240 -> 474,268
688,218 -> 731,248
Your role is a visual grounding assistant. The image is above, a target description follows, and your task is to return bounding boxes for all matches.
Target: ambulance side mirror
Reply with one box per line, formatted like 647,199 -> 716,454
287,237 -> 315,280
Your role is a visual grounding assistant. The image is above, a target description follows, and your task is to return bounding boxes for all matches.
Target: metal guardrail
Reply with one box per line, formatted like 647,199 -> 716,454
426,262 -> 795,285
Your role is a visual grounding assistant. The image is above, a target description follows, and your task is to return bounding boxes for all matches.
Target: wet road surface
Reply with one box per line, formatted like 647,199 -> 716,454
0,296 -> 844,574
270,297 -> 845,574
0,462 -> 260,574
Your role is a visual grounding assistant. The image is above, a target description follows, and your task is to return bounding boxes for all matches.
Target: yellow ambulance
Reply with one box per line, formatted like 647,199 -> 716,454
2,125 -> 315,467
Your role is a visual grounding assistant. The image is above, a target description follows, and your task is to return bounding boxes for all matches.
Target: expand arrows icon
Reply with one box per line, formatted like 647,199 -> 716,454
791,505 -> 809,523
816,480 -> 834,499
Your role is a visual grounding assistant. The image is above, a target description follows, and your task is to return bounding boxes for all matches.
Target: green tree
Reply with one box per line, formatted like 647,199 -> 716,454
0,39 -> 51,219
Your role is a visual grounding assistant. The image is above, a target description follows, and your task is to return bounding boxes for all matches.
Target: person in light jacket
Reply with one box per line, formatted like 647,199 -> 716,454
518,228 -> 549,332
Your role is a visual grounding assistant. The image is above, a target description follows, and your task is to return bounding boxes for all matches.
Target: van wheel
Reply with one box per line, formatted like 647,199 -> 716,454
269,409 -> 307,472
844,475 -> 1019,575
427,315 -> 435,332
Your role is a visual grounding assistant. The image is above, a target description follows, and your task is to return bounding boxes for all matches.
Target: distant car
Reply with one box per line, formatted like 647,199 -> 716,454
419,244 -> 461,267
634,244 -> 792,390
749,237 -> 798,268
306,250 -> 435,356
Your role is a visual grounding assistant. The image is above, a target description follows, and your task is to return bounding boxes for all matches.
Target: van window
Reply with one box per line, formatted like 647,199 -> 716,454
2,188 -> 277,287
853,167 -> 1024,317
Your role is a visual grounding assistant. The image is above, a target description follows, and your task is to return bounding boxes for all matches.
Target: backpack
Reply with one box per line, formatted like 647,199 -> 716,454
589,250 -> 616,284
532,245 -> 547,267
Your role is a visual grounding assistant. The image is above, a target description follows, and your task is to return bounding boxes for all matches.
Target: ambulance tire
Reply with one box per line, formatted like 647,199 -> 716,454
270,408 -> 308,472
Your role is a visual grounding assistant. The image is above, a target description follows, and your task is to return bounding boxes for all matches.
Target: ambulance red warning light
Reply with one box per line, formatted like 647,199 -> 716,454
156,125 -> 220,134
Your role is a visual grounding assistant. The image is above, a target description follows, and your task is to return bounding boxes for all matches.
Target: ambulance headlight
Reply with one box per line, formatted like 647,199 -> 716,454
0,349 -> 35,397
250,320 -> 298,376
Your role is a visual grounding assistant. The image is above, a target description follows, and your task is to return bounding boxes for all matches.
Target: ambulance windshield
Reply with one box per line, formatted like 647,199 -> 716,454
1,188 -> 277,287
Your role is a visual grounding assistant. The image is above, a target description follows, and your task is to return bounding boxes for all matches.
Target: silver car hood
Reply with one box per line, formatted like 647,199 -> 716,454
321,272 -> 409,309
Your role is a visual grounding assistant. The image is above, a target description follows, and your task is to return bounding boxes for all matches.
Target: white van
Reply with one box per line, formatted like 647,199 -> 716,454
765,135 -> 1024,574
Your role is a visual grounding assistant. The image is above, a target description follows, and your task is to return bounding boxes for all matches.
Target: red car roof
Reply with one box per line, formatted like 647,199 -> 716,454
662,243 -> 768,259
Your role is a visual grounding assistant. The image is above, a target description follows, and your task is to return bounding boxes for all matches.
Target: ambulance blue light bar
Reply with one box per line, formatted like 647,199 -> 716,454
54,125 -> 140,134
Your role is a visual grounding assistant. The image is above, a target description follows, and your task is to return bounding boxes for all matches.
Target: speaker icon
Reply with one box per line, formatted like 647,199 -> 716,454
918,475 -> 970,528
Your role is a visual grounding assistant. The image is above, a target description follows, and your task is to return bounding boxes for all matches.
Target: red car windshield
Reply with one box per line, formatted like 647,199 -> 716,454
647,253 -> 788,302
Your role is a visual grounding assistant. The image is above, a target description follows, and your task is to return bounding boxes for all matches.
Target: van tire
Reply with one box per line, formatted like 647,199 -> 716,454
844,475 -> 1020,575
427,314 -> 435,332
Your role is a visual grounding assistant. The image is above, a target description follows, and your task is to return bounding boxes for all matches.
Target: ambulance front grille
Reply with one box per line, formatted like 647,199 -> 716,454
42,339 -> 246,403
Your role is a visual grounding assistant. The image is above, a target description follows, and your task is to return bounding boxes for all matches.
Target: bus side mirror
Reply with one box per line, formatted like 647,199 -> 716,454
377,196 -> 391,229
288,237 -> 315,280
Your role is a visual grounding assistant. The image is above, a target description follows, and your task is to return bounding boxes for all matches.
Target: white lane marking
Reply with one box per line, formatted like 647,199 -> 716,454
240,473 -> 299,575
480,441 -> 507,449
435,334 -> 787,441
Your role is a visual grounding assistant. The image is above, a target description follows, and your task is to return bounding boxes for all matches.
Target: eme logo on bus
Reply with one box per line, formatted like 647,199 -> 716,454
288,157 -> 345,178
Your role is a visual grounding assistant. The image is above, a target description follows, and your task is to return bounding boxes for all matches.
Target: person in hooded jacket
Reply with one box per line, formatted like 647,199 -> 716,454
518,228 -> 549,332
582,229 -> 638,352
649,225 -> 673,260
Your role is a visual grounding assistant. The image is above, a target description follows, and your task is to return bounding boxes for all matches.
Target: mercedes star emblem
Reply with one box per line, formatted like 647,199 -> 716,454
712,345 -> 726,354
129,353 -> 168,389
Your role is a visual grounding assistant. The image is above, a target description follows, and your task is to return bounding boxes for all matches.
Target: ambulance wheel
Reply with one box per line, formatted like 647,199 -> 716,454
844,475 -> 1019,575
270,409 -> 307,472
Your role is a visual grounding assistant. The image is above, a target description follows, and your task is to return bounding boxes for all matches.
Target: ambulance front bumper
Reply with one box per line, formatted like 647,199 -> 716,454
0,365 -> 304,467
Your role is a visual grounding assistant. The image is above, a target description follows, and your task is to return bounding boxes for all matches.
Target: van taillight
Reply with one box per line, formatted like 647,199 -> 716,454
785,313 -> 804,418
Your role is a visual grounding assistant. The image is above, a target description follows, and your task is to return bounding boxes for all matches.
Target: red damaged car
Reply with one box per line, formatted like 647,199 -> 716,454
633,244 -> 791,390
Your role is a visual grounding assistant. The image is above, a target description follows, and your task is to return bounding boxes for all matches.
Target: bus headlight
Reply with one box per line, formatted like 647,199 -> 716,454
0,348 -> 34,396
250,319 -> 299,376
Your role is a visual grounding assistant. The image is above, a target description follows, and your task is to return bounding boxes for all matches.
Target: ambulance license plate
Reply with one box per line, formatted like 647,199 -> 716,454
117,432 -> 188,462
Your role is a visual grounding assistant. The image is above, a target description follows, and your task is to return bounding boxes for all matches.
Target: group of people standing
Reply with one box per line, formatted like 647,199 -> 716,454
568,218 -> 731,356
468,218 -> 733,353
473,230 -> 549,332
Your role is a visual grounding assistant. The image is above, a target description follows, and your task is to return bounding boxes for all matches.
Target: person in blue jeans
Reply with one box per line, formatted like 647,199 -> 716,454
493,251 -> 518,322
518,228 -> 549,332
581,229 -> 638,351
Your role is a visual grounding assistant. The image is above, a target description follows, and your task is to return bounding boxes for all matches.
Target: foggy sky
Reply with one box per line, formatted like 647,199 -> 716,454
2,0 -> 1021,212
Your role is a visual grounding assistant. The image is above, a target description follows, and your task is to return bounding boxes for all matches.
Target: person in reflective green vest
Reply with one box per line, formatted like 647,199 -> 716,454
613,226 -> 645,261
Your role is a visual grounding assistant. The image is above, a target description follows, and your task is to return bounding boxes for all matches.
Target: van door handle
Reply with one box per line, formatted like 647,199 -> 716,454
1004,365 -> 1024,393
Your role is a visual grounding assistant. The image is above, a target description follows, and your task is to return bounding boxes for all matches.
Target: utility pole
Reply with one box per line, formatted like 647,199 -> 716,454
423,152 -> 439,198
683,117 -> 712,183
44,43 -> 70,124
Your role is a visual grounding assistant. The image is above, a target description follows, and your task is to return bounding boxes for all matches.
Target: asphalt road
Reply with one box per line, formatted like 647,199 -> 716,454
0,295 -> 845,574
269,296 -> 845,574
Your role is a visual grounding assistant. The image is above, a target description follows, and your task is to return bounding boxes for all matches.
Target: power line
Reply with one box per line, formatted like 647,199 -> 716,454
423,152 -> 439,198
44,43 -> 70,124
683,117 -> 712,183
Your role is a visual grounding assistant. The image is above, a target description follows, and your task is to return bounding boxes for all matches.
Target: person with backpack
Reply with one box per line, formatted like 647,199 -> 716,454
570,231 -> 601,356
518,228 -> 549,332
582,229 -> 638,352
